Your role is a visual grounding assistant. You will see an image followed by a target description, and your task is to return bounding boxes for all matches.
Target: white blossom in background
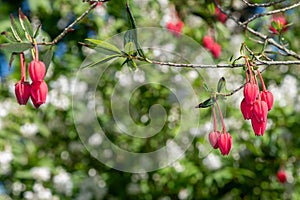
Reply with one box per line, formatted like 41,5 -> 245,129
178,188 -> 190,200
20,123 -> 39,137
33,183 -> 53,200
31,167 -> 51,182
0,147 -> 13,175
53,170 -> 73,196
203,153 -> 222,170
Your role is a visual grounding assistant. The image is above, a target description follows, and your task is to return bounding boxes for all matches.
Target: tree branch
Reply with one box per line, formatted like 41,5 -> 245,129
242,2 -> 300,25
241,0 -> 285,7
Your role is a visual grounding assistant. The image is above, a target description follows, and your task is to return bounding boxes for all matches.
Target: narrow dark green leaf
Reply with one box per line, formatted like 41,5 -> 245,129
33,24 -> 42,39
195,98 -> 215,108
1,31 -> 18,42
121,58 -> 129,67
82,54 -> 120,69
127,59 -> 137,70
125,2 -> 146,58
0,43 -> 32,53
42,46 -> 54,69
18,8 -> 34,38
203,83 -> 210,92
217,77 -> 226,93
10,14 -> 25,42
85,38 -> 121,54
8,52 -> 17,70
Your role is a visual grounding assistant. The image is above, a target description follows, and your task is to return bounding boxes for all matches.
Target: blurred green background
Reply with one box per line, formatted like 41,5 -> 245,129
0,0 -> 300,199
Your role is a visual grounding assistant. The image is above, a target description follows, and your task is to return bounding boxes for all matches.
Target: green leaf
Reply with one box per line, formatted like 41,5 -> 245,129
203,83 -> 210,92
127,59 -> 137,70
10,14 -> 25,42
82,54 -> 120,69
18,8 -> 34,39
0,43 -> 32,53
85,38 -> 121,54
217,77 -> 226,93
33,24 -> 42,39
1,31 -> 18,42
42,46 -> 54,69
208,3 -> 215,14
124,41 -> 135,55
195,98 -> 215,108
125,2 -> 146,58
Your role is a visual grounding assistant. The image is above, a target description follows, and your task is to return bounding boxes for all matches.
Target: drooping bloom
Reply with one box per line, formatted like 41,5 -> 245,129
203,35 -> 214,49
240,98 -> 253,120
251,116 -> 267,136
30,81 -> 48,108
210,43 -> 222,59
243,82 -> 258,105
217,132 -> 232,155
253,100 -> 268,122
277,170 -> 287,183
260,90 -> 274,111
166,20 -> 184,37
15,81 -> 31,105
28,60 -> 46,82
209,131 -> 221,149
215,7 -> 227,23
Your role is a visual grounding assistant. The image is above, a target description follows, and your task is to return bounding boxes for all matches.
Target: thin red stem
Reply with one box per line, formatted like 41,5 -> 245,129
215,100 -> 226,133
20,53 -> 26,81
257,70 -> 267,91
245,57 -> 253,83
212,105 -> 218,132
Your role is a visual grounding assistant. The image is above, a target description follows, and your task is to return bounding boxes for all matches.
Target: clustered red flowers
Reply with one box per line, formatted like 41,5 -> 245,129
166,19 -> 184,37
202,35 -> 222,58
240,58 -> 274,136
269,15 -> 288,34
214,7 -> 227,24
208,102 -> 232,156
15,44 -> 48,109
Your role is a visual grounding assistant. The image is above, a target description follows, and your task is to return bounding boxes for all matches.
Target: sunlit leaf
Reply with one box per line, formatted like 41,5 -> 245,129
85,38 -> 121,54
18,8 -> 34,39
1,31 -> 18,42
0,43 -> 32,53
82,54 -> 120,69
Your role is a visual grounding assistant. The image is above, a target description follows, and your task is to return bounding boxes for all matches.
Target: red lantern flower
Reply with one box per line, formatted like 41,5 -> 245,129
217,132 -> 232,156
270,15 -> 288,34
203,35 -> 214,50
240,98 -> 253,120
209,131 -> 221,149
30,81 -> 48,109
28,60 -> 46,82
210,43 -> 222,59
251,116 -> 267,136
253,100 -> 268,122
260,90 -> 274,111
15,81 -> 31,105
244,82 -> 259,105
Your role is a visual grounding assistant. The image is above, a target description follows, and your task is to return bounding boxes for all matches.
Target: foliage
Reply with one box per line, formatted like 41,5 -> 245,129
0,0 -> 300,199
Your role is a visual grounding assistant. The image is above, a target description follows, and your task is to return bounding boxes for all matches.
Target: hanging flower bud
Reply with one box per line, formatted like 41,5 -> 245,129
240,98 -> 253,120
210,43 -> 222,59
15,81 -> 31,105
244,82 -> 258,105
253,100 -> 268,122
260,90 -> 274,111
209,131 -> 221,149
217,132 -> 232,156
28,60 -> 46,82
270,15 -> 288,34
277,169 -> 287,183
31,81 -> 48,109
251,116 -> 267,136
203,35 -> 214,49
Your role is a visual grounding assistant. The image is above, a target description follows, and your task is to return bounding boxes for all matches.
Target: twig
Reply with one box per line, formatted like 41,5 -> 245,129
241,0 -> 285,7
37,1 -> 106,45
213,0 -> 300,60
242,2 -> 300,25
